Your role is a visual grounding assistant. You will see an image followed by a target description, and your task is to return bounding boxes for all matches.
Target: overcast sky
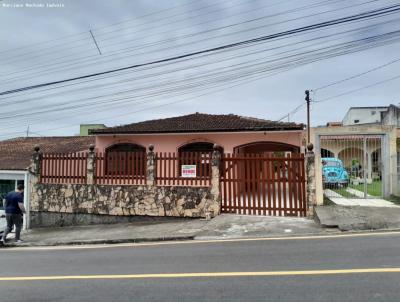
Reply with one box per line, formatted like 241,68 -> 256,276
0,0 -> 398,139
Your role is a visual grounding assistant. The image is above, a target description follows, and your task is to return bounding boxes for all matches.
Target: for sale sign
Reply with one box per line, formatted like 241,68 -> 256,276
181,165 -> 197,178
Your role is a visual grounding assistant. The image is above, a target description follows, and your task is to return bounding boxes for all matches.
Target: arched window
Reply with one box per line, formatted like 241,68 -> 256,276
106,143 -> 145,153
233,141 -> 299,155
178,142 -> 219,177
105,143 -> 146,175
178,142 -> 214,153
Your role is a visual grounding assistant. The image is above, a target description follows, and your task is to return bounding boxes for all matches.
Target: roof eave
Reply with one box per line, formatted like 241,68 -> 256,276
91,127 -> 305,135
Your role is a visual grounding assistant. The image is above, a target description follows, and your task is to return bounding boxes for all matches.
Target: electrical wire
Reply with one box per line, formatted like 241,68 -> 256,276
1,28 -> 399,127
0,0 -> 353,82
314,73 -> 400,103
2,3 -> 399,97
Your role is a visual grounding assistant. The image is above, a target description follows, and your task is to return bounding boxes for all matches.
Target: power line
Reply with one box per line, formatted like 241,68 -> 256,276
276,103 -> 306,122
4,26 -> 400,112
1,0 -> 245,65
4,19 -> 390,107
276,37 -> 400,121
2,32 -> 399,138
2,3 -> 399,97
0,0 -> 352,82
0,67 -> 296,138
314,73 -> 400,103
313,56 -> 400,91
1,27 -> 399,127
89,30 -> 102,55
0,0 -> 204,56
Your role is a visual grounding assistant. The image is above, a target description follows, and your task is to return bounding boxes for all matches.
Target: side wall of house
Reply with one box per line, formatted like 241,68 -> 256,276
94,131 -> 304,153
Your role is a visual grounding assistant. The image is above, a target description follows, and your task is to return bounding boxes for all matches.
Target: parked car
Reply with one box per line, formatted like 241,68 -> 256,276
322,157 -> 349,188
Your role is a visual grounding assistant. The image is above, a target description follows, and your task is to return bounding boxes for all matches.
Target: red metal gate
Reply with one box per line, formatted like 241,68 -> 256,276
220,153 -> 306,217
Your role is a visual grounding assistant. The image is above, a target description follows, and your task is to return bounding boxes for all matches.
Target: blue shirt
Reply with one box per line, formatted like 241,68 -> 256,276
5,191 -> 23,214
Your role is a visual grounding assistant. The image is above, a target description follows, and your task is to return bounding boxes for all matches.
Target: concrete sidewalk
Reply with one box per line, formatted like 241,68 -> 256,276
195,214 -> 332,239
8,206 -> 400,248
315,205 -> 400,231
1,214 -> 336,247
324,189 -> 397,207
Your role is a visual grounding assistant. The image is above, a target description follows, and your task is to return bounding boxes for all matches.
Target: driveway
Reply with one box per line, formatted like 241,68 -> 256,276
324,189 -> 397,207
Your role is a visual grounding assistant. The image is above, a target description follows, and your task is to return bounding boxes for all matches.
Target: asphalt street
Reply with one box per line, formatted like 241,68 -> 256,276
1,232 -> 400,302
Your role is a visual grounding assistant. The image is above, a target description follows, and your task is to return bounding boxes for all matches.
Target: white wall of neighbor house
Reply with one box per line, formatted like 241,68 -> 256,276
312,125 -> 396,201
342,107 -> 388,126
0,170 -> 30,230
382,105 -> 399,127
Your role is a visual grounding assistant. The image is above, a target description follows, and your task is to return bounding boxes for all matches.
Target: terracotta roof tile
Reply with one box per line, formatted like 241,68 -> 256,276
0,136 -> 94,170
91,113 -> 304,135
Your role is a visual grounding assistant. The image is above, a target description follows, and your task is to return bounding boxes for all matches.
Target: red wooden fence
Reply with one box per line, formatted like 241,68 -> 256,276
155,152 -> 211,186
220,153 -> 306,217
95,151 -> 146,185
40,152 -> 87,184
39,151 -> 307,217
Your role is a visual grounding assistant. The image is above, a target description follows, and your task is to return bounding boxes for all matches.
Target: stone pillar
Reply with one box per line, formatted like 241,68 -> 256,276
28,145 -> 42,225
86,144 -> 96,185
30,145 -> 42,178
146,144 -> 156,186
207,144 -> 222,218
305,143 -> 316,218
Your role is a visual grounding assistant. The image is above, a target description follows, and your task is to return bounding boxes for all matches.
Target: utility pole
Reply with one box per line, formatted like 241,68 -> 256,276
305,90 -> 311,144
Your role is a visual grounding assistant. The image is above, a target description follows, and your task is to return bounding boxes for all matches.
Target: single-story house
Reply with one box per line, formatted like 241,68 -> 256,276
90,113 -> 305,155
0,114 -> 307,227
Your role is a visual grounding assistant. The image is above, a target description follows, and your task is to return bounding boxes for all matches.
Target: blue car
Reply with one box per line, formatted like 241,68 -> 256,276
322,157 -> 349,188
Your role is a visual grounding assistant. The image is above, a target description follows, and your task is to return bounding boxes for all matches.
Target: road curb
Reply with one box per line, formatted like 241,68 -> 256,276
2,228 -> 400,249
0,235 -> 195,248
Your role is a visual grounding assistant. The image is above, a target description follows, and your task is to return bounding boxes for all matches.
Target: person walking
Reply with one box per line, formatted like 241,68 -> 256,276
1,184 -> 25,244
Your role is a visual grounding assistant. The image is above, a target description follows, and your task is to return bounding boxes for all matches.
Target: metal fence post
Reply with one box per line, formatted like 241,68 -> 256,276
306,143 -> 316,218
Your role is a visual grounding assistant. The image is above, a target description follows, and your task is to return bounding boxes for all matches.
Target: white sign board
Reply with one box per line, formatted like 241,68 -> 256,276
181,165 -> 197,178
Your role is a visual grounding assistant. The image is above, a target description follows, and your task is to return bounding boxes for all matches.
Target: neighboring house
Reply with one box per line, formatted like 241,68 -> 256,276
342,106 -> 389,126
342,104 -> 400,127
90,113 -> 305,155
381,104 -> 400,127
0,136 -> 95,228
341,104 -> 400,189
313,105 -> 399,201
79,124 -> 106,136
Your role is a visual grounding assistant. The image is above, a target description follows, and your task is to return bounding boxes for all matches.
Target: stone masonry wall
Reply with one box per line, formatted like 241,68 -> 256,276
28,144 -> 222,227
31,183 -> 218,220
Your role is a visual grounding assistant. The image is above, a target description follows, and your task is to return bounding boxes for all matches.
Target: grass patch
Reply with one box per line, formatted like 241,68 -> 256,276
348,181 -> 382,197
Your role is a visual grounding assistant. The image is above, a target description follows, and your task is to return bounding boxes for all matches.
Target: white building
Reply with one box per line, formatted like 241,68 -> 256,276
342,106 -> 389,126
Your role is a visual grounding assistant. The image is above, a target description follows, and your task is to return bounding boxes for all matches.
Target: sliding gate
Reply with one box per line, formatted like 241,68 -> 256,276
319,134 -> 384,200
220,153 -> 306,217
